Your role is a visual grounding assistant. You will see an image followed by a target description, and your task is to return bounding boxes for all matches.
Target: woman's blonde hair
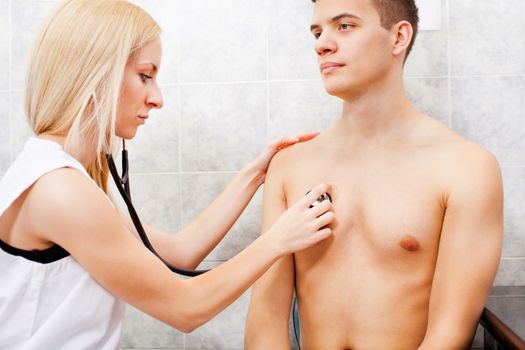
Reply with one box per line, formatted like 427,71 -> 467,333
25,0 -> 160,193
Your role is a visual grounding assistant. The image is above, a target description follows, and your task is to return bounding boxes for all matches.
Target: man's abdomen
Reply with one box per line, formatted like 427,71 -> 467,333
294,228 -> 438,350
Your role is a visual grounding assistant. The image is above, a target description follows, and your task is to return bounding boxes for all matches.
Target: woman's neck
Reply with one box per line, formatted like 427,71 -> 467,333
38,133 -> 97,169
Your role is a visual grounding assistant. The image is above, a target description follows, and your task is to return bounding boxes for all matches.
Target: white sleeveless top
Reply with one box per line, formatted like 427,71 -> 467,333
0,137 -> 125,349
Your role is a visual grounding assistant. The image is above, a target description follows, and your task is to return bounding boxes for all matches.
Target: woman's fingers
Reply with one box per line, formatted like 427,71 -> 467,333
310,198 -> 332,218
296,131 -> 320,142
275,138 -> 299,151
314,210 -> 334,229
312,227 -> 333,244
299,183 -> 333,209
268,182 -> 334,254
272,131 -> 320,152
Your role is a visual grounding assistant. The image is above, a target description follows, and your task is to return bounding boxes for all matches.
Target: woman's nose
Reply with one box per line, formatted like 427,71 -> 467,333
147,85 -> 164,109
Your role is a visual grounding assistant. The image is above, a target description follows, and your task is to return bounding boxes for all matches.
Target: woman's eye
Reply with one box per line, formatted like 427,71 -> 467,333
140,73 -> 152,83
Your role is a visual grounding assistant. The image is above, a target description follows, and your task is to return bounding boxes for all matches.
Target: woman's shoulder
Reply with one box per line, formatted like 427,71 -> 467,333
27,167 -> 115,239
31,166 -> 94,200
30,167 -> 110,215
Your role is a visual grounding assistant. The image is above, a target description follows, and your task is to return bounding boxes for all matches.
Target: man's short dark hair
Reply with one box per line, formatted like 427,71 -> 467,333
312,0 -> 419,61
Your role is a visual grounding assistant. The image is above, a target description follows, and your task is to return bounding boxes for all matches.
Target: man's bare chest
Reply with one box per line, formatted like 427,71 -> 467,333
284,161 -> 446,262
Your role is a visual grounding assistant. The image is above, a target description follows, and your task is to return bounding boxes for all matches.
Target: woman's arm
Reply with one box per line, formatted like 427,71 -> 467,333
122,133 -> 320,269
147,160 -> 265,269
31,167 -> 332,332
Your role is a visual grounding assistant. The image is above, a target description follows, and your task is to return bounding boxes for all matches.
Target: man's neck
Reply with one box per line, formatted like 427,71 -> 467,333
329,72 -> 420,146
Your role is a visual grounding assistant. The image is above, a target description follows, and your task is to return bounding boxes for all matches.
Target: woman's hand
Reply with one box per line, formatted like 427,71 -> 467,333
249,132 -> 320,184
265,183 -> 334,256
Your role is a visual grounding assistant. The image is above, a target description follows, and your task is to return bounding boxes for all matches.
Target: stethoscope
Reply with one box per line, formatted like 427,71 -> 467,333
106,140 -> 333,280
108,140 -> 330,346
106,140 -> 208,276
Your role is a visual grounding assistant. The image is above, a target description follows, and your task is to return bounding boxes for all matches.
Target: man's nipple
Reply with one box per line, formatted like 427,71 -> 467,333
399,235 -> 420,252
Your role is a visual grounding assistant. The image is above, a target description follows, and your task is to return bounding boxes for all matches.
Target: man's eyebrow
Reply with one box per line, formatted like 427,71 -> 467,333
310,13 -> 362,32
138,62 -> 158,73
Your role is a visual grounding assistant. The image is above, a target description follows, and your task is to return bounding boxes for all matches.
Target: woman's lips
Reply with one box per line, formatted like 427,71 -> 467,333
320,62 -> 345,74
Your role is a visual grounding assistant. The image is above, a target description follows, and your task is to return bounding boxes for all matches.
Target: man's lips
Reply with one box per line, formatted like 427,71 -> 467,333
320,62 -> 345,74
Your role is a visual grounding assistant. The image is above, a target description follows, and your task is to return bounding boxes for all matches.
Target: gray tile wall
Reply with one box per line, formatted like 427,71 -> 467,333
2,0 -> 523,349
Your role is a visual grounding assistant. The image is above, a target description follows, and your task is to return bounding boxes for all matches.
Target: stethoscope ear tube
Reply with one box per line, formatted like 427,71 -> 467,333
106,153 -> 209,277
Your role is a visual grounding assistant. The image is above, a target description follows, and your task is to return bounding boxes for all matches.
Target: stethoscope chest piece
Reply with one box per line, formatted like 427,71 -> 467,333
307,191 -> 332,208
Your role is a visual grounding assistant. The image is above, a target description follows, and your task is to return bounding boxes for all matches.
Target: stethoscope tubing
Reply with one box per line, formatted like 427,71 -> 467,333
106,142 -> 332,281
106,151 -> 209,277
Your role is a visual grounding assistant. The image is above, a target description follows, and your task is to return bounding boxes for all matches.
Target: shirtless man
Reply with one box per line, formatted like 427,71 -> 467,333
245,0 -> 504,349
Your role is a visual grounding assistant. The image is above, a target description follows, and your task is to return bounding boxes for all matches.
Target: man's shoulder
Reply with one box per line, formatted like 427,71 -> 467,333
427,127 -> 502,196
448,140 -> 501,183
432,125 -> 498,170
413,115 -> 501,186
268,136 -> 321,173
418,115 -> 497,164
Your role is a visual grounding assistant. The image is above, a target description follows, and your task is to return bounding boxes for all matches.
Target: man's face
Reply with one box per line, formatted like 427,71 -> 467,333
310,0 -> 394,99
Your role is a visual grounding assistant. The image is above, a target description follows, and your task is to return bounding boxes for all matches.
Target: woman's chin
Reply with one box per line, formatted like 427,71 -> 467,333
115,128 -> 138,140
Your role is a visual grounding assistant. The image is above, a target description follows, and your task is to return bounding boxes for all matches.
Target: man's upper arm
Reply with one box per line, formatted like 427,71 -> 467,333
245,153 -> 295,349
422,150 -> 503,348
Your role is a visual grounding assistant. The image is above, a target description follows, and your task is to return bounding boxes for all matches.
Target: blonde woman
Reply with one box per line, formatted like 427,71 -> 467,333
0,0 -> 334,348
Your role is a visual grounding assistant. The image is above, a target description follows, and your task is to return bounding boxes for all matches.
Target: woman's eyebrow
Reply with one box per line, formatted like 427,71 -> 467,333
137,62 -> 158,73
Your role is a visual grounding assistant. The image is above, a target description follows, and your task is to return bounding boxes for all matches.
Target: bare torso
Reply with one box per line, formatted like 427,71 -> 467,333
282,117 -> 464,349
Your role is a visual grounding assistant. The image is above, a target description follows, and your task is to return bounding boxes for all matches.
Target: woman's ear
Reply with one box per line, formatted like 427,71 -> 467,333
392,20 -> 414,60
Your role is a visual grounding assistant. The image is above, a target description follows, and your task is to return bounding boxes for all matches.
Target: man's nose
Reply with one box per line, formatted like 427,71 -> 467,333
315,31 -> 337,56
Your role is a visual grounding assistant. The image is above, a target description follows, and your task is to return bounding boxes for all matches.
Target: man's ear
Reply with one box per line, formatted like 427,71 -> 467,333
392,20 -> 413,60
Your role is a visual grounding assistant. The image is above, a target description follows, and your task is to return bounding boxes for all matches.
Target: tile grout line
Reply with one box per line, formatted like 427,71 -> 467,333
177,85 -> 185,350
129,166 -> 525,176
177,85 -> 183,173
176,90 -> 185,350
175,0 -> 184,269
500,257 -> 525,261
165,74 -> 525,86
446,0 -> 452,129
105,166 -> 525,181
266,0 -> 270,144
8,0 -> 13,164
131,170 -> 240,176
4,74 -> 525,94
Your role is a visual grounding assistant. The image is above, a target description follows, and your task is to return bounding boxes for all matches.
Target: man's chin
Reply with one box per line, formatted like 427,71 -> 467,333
323,83 -> 350,99
323,80 -> 363,100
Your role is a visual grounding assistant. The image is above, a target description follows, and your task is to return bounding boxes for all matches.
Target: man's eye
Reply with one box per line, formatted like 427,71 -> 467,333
339,23 -> 353,31
313,31 -> 322,39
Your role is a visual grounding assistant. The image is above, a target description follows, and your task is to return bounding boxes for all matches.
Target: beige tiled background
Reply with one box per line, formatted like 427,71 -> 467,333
1,0 -> 524,349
